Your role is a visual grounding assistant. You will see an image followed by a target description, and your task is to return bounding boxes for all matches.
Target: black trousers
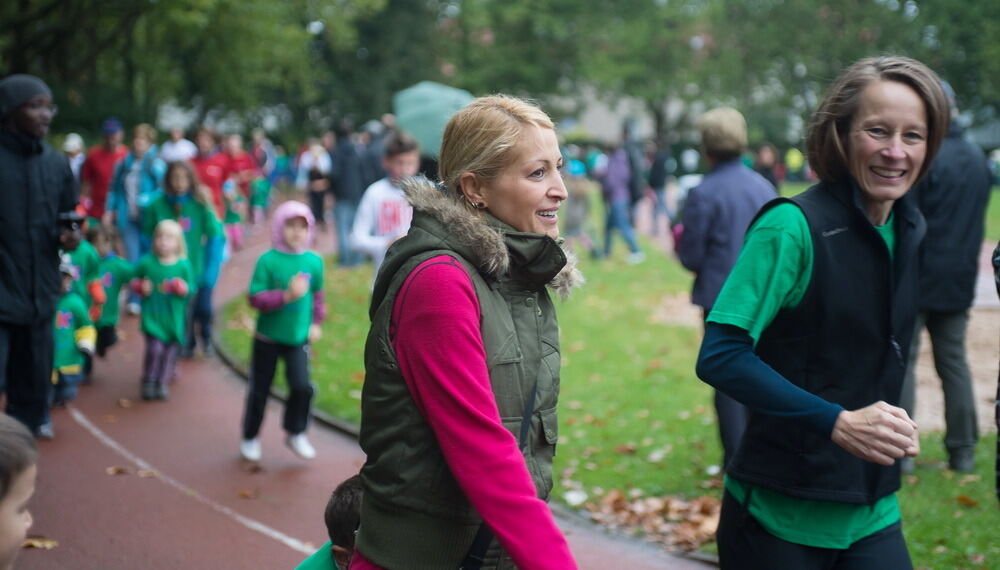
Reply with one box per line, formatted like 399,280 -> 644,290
241,337 -> 313,439
717,489 -> 913,570
0,319 -> 54,432
96,325 -> 119,357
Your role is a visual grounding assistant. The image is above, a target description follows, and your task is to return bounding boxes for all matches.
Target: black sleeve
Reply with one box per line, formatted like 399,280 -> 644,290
58,154 -> 79,214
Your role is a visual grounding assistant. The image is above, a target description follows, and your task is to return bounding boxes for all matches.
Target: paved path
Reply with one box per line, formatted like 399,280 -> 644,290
24,219 -> 708,569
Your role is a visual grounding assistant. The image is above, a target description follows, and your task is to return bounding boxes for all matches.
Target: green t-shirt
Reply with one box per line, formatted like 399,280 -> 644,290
96,254 -> 135,327
68,239 -> 101,305
143,196 -> 223,282
53,291 -> 92,370
134,254 -> 194,344
708,202 -> 900,549
249,249 -> 324,346
295,541 -> 339,570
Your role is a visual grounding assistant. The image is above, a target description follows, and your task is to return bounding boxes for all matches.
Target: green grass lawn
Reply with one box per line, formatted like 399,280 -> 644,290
220,211 -> 999,567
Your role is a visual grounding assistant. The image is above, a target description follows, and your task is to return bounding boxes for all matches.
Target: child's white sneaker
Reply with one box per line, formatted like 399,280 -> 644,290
240,438 -> 261,462
285,433 -> 316,460
126,302 -> 141,316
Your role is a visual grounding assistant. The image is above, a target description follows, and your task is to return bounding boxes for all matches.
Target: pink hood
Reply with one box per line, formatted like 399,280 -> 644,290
271,200 -> 316,253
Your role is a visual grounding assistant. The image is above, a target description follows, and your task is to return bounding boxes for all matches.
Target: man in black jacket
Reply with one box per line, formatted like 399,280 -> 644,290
0,74 -> 79,436
901,82 -> 992,472
330,120 -> 368,267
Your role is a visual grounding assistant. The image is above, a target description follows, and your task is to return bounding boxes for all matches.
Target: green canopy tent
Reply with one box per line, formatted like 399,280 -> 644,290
393,81 -> 474,158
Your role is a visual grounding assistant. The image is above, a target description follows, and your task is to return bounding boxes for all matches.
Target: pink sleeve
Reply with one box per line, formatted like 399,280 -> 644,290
311,290 -> 326,324
390,255 -> 576,570
247,290 -> 285,312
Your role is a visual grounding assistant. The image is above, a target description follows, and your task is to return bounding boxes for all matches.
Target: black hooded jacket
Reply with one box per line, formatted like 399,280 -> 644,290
0,130 -> 78,324
913,123 -> 991,312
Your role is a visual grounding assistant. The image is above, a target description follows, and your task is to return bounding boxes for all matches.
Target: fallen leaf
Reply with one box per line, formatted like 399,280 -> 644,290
970,553 -> 986,564
238,488 -> 260,499
933,545 -> 949,554
614,443 -> 637,455
240,462 -> 265,474
905,475 -> 920,486
956,495 -> 979,507
584,489 -> 721,551
958,474 -> 981,486
105,466 -> 130,476
116,398 -> 133,409
137,470 -> 159,479
566,400 -> 583,410
22,537 -> 59,550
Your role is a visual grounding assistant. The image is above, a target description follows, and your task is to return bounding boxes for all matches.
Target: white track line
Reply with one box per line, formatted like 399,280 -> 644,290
68,406 -> 313,555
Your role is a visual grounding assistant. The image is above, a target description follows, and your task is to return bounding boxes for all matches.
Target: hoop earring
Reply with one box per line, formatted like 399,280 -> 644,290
474,202 -> 486,210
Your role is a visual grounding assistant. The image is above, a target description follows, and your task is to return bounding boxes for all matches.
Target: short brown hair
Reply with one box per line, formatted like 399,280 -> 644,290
0,414 -> 37,502
133,123 -> 158,144
807,56 -> 949,184
697,107 -> 747,162
383,132 -> 420,158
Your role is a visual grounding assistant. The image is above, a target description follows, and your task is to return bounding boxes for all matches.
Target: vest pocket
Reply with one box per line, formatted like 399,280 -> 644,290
535,406 -> 559,496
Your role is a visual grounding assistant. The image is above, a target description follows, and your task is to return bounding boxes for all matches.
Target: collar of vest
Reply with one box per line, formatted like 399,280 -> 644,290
388,176 -> 585,298
831,176 -> 922,230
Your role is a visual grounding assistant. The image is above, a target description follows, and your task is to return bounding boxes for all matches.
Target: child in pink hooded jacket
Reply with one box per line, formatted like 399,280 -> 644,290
239,200 -> 326,462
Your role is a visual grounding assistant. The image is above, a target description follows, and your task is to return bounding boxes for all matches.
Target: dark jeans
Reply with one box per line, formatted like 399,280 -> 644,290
51,371 -> 82,406
241,337 -> 313,439
0,319 -> 54,431
603,197 -> 640,256
143,335 -> 180,385
717,489 -> 913,569
334,199 -> 361,266
307,189 -> 328,229
901,310 -> 978,455
186,286 -> 214,350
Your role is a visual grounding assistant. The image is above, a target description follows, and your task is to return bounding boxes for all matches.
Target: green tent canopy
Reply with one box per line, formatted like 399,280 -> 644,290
393,81 -> 474,158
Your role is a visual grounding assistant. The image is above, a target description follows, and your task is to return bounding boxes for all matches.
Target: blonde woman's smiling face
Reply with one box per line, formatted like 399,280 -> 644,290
478,126 -> 567,238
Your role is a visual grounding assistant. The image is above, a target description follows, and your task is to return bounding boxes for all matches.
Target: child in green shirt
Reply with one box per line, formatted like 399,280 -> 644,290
295,474 -> 362,570
67,230 -> 106,381
87,226 -> 133,360
144,160 -> 225,357
39,259 -> 97,438
240,201 -> 325,462
132,219 -> 194,401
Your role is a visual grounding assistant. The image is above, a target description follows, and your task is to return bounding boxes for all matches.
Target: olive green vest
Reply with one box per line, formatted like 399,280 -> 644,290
356,208 -> 566,570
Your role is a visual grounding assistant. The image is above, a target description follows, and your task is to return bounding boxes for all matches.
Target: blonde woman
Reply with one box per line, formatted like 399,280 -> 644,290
354,96 -> 582,569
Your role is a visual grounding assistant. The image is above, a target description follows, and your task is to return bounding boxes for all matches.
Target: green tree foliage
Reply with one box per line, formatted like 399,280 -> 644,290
2,0 -> 996,137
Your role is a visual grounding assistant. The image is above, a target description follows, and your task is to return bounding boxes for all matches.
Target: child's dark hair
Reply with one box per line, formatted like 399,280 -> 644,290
0,415 -> 37,501
383,132 -> 419,158
324,474 -> 362,548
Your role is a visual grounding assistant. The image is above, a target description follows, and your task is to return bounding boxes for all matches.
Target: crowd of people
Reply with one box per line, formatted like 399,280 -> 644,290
1,52 -> 998,570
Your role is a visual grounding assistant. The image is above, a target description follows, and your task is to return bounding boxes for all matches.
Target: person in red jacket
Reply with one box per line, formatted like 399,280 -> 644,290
80,118 -> 127,222
190,126 -> 230,220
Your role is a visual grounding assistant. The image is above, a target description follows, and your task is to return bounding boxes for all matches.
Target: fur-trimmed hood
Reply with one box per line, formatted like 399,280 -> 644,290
398,176 -> 584,299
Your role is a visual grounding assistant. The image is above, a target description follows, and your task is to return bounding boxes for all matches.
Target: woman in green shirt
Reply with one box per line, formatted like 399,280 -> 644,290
697,57 -> 950,568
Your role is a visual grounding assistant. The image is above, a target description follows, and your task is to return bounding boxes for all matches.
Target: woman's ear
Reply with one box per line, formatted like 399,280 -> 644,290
459,172 -> 487,207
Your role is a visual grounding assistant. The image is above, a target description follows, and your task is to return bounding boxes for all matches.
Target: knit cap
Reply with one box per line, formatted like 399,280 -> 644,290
0,74 -> 52,119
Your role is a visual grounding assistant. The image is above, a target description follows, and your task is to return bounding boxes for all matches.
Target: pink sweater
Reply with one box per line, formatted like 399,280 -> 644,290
351,256 -> 576,570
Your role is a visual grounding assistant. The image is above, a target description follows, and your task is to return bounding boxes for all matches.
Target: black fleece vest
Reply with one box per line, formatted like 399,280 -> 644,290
729,181 -> 925,504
